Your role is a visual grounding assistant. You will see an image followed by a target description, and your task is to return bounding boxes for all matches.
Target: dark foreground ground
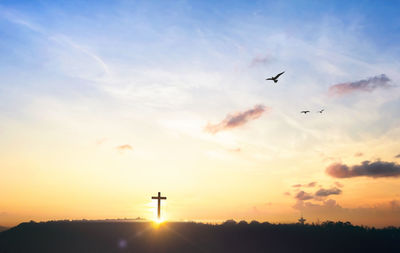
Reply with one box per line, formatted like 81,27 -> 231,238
1,220 -> 399,253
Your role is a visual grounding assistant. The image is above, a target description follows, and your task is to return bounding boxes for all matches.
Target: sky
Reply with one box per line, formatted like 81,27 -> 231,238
1,0 -> 400,227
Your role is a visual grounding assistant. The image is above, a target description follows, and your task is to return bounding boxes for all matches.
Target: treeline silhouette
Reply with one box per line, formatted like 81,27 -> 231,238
0,220 -> 399,253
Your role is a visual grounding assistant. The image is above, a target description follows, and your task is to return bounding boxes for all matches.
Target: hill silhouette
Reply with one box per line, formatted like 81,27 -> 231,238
0,220 -> 399,253
0,226 -> 8,233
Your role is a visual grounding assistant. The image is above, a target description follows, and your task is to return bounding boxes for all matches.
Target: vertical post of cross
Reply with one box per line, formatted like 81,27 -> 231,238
151,192 -> 167,220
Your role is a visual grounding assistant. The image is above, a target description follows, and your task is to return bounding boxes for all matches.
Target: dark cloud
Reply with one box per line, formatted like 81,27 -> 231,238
354,152 -> 363,157
116,144 -> 133,152
315,187 -> 342,197
295,191 -> 314,201
292,182 -> 317,188
293,186 -> 342,202
329,74 -> 392,96
395,154 -> 400,158
205,105 -> 269,134
291,183 -> 340,202
326,160 -> 400,178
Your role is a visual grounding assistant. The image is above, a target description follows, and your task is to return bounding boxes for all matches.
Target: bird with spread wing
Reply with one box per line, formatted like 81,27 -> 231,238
266,71 -> 285,83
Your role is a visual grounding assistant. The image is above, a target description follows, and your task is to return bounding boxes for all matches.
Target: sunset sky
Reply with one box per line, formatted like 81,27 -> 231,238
1,0 -> 400,227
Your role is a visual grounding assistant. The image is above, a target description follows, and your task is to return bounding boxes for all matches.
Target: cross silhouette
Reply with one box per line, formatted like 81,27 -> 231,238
151,192 -> 167,220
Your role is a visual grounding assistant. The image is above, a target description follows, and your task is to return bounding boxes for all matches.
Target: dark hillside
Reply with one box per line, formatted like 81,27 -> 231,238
0,221 -> 399,253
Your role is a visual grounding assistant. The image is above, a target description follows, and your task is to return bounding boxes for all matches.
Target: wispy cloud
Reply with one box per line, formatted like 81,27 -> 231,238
116,144 -> 133,153
329,74 -> 392,96
292,182 -> 317,188
0,7 -> 110,79
395,154 -> 400,159
326,160 -> 400,178
227,148 -> 241,152
205,105 -> 269,134
334,182 -> 344,188
249,55 -> 271,67
354,152 -> 363,157
96,138 -> 107,145
0,7 -> 44,33
293,198 -> 341,211
49,35 -> 110,76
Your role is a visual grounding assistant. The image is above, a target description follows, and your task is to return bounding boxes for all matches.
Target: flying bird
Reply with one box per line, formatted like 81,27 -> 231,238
266,71 -> 285,83
301,110 -> 310,114
318,109 -> 325,113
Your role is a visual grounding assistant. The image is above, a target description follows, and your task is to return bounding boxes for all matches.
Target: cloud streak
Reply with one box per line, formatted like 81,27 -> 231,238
205,104 -> 268,134
326,160 -> 400,178
292,182 -> 317,188
116,144 -> 133,153
249,55 -> 271,67
0,8 -> 110,78
334,182 -> 344,188
329,74 -> 392,96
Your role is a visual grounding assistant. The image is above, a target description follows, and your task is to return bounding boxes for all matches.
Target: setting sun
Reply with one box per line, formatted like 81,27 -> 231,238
153,218 -> 165,226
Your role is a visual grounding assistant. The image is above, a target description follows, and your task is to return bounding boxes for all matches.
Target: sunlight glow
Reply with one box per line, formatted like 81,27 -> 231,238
152,218 -> 166,229
148,198 -> 167,223
155,218 -> 165,224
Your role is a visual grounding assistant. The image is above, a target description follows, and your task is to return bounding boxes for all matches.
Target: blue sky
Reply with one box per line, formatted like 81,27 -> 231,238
0,0 -> 400,226
1,0 -> 399,114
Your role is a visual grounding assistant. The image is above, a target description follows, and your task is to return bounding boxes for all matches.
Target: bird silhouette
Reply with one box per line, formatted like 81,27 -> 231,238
301,110 -> 310,114
318,109 -> 325,113
266,71 -> 285,83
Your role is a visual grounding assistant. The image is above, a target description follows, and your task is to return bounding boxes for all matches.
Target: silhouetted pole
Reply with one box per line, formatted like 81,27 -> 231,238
151,192 -> 167,220
298,213 -> 306,225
